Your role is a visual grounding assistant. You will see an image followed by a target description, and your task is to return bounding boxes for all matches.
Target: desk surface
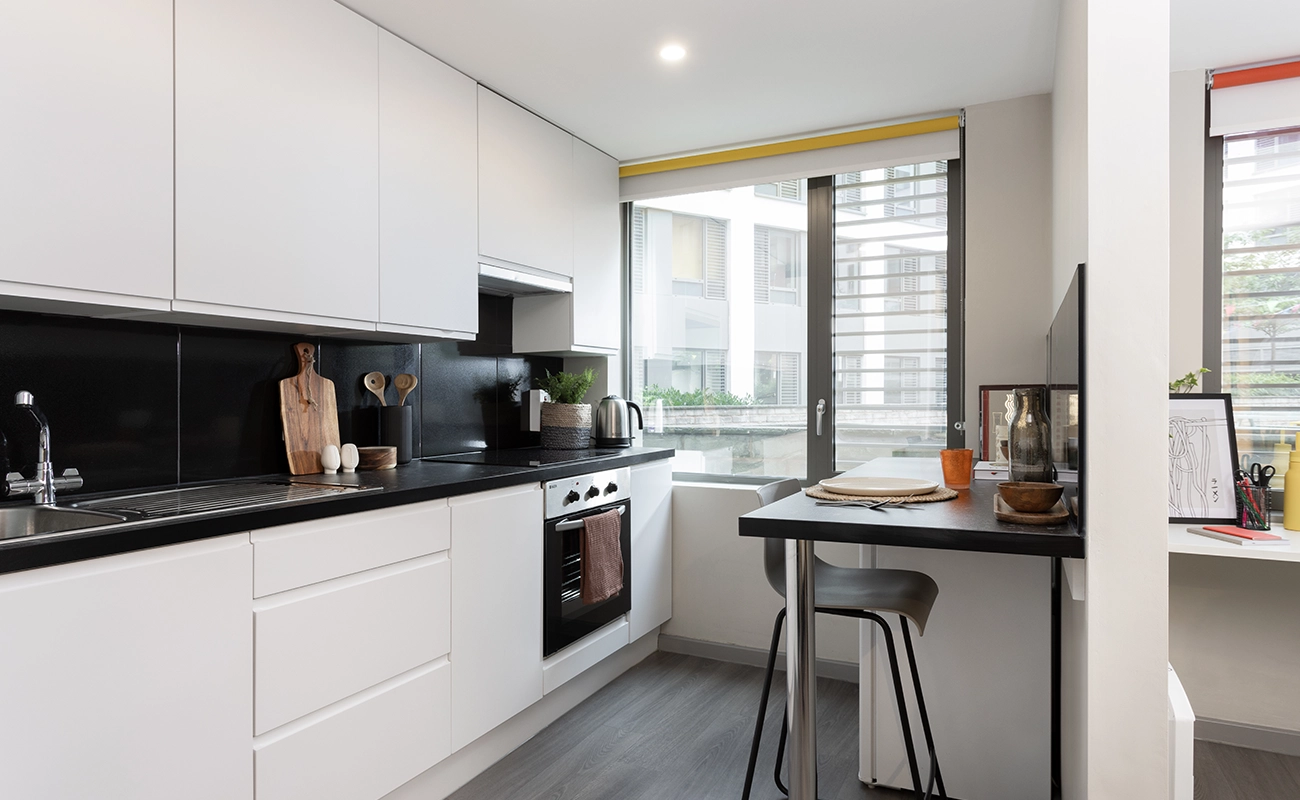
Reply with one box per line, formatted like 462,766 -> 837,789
739,458 -> 1085,559
1168,523 -> 1300,563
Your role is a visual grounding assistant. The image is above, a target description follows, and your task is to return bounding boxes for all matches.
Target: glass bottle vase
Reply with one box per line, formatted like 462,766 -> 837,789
1008,387 -> 1054,483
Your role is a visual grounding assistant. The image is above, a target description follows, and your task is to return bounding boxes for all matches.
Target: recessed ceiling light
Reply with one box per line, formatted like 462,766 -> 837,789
659,44 -> 686,62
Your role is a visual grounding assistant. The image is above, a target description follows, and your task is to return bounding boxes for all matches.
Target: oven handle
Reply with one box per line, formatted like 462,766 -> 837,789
554,505 -> 625,532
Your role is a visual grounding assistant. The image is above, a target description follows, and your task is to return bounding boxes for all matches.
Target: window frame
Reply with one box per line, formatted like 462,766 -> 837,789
1202,122 -> 1300,509
621,158 -> 966,484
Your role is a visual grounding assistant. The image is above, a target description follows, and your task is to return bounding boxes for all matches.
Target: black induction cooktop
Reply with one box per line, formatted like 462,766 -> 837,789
422,447 -> 628,469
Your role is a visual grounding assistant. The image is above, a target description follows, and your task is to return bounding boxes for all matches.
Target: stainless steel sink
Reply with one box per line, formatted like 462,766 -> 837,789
0,506 -> 128,541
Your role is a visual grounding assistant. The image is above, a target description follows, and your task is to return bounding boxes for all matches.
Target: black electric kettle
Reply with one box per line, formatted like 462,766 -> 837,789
593,395 -> 643,448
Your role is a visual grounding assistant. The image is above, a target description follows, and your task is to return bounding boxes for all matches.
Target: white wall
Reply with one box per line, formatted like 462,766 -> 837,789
1170,69 -> 1207,382
1051,0 -> 1089,312
1169,553 -> 1300,734
1051,3 -> 1089,792
663,482 -> 861,664
1080,0 -> 1173,797
963,94 -> 1054,450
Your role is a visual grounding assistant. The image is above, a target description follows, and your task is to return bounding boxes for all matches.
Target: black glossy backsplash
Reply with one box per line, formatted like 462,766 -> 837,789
0,295 -> 559,496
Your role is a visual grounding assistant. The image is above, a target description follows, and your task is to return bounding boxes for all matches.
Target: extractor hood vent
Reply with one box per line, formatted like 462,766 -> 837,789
478,263 -> 573,297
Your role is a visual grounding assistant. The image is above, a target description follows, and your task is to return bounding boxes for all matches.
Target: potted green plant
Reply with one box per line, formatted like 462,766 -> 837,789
536,368 -> 598,450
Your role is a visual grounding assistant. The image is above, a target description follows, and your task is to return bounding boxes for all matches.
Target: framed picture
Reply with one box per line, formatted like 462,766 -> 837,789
1168,393 -> 1240,524
978,385 -> 1046,463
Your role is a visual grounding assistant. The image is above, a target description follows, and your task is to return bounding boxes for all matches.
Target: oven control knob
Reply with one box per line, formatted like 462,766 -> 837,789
564,490 -> 581,505
585,486 -> 601,500
604,482 -> 618,495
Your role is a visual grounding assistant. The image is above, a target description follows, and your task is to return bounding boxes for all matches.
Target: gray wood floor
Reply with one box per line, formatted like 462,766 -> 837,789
446,650 -> 1300,800
449,651 -> 921,800
1194,740 -> 1300,800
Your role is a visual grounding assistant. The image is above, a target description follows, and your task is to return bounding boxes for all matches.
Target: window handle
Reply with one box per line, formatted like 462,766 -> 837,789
816,399 -> 826,436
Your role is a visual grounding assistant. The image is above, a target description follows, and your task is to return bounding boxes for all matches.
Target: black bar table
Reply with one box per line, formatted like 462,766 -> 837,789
738,458 -> 1083,800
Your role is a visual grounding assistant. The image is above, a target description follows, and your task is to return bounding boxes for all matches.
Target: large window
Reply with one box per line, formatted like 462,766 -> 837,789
1219,127 -> 1300,473
630,162 -> 961,480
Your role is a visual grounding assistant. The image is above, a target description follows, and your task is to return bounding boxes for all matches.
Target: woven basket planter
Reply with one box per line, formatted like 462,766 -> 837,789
540,402 -> 591,450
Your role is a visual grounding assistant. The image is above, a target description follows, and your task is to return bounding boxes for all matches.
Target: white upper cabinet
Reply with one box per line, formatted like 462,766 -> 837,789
478,87 -> 574,277
570,138 -> 622,351
0,0 -> 173,307
378,31 -> 478,339
512,137 -> 621,354
175,0 -> 380,327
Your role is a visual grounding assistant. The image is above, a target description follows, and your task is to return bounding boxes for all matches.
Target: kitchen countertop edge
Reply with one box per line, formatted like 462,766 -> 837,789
0,448 -> 674,576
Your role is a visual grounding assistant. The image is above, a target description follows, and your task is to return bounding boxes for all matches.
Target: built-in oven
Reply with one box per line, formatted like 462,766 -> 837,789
543,467 -> 631,657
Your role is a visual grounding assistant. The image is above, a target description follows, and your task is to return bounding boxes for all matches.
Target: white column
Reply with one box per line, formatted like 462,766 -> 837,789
729,192 -> 756,398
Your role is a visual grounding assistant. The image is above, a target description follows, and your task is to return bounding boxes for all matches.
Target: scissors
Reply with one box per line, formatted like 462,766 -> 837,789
1250,463 -> 1276,490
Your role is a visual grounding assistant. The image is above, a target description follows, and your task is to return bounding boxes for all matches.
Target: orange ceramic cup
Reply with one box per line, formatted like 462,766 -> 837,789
940,448 -> 974,489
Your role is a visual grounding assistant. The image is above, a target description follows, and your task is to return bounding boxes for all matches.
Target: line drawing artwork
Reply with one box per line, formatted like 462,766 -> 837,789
1168,414 -> 1228,519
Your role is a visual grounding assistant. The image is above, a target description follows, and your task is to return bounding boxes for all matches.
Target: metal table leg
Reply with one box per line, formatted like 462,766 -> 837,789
786,538 -> 818,800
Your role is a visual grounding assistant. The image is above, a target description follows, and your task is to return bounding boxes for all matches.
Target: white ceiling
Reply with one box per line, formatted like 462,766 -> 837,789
339,1 -> 1300,163
1172,0 -> 1300,73
340,0 -> 1060,162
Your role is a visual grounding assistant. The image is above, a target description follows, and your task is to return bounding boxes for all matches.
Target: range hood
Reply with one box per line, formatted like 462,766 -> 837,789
478,263 -> 573,297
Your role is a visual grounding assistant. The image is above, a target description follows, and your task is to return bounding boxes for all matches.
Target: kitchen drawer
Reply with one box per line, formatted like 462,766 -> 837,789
252,500 -> 449,597
255,658 -> 450,800
255,555 -> 449,734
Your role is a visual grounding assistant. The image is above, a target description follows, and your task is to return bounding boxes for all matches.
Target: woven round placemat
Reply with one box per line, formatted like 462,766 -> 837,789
804,485 -> 959,503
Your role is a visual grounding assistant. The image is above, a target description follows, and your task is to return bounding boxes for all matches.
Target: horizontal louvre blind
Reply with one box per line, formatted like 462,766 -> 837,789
832,161 -> 949,471
1221,127 -> 1300,470
704,218 -> 728,300
779,352 -> 800,405
631,206 -> 646,293
704,349 -> 728,392
754,226 -> 771,304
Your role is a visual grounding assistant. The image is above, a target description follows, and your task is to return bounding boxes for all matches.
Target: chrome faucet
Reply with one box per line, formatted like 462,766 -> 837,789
4,391 -> 82,506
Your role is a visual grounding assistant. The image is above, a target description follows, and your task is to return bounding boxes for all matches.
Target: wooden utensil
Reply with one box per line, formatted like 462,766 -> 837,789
993,495 -> 1069,526
364,371 -> 387,406
394,373 -> 418,406
356,445 -> 397,470
279,342 -> 341,475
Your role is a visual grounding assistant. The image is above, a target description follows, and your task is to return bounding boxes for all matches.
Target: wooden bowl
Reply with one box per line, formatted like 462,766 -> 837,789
356,446 -> 397,471
996,481 -> 1063,513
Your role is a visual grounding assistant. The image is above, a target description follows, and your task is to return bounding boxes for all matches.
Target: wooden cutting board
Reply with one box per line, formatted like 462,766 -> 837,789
994,495 -> 1069,526
279,342 -> 340,475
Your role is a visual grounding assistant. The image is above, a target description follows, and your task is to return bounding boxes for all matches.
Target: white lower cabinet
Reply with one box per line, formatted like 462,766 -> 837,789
255,658 -> 451,800
251,498 -> 454,799
0,535 -> 252,800
449,483 -> 545,751
254,555 -> 451,734
629,460 -> 673,641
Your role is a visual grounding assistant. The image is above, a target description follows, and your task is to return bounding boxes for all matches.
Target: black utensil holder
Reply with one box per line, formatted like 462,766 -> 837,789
381,405 -> 413,465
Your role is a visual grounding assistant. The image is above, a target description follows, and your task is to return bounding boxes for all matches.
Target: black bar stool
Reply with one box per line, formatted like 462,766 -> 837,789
742,478 -> 947,800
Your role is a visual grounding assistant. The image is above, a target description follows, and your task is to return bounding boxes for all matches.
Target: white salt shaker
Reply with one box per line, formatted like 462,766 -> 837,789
340,443 -> 359,474
320,444 -> 340,475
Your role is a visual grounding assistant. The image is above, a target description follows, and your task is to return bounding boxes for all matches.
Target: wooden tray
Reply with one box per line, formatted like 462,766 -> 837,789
994,495 -> 1069,526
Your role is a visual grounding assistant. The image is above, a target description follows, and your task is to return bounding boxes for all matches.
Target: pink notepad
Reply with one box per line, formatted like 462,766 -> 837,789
1188,525 -> 1291,546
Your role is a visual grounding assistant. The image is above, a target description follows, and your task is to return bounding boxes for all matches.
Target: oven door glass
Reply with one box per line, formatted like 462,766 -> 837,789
543,499 -> 632,657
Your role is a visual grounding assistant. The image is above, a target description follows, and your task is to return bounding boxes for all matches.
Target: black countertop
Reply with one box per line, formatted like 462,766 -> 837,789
0,447 -> 674,576
740,458 -> 1084,559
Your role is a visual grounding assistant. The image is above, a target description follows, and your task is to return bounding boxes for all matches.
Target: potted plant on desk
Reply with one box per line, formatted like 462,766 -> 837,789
537,368 -> 597,450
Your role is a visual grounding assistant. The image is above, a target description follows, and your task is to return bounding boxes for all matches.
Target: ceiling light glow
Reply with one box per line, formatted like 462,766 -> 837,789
659,44 -> 686,62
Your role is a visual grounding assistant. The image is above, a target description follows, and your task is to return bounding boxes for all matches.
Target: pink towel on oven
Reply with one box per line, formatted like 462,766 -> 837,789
580,509 -> 623,604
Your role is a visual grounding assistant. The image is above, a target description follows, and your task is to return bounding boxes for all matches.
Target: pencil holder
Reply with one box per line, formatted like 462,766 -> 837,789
1236,484 -> 1270,530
